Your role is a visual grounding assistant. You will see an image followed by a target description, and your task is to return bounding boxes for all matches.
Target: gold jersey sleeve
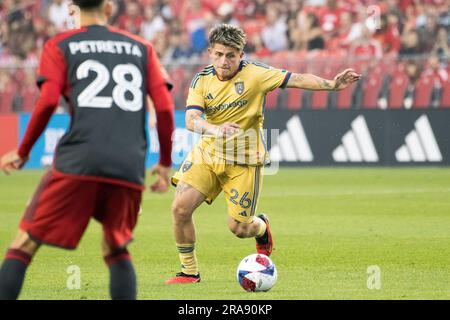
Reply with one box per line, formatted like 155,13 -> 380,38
186,87 -> 205,110
186,65 -> 216,112
251,61 -> 291,93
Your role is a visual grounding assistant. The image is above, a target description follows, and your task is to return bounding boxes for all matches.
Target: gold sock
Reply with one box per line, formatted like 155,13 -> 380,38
176,243 -> 198,275
255,217 -> 267,238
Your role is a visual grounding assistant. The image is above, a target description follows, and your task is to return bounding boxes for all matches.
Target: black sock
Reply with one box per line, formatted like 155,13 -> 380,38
0,249 -> 32,300
256,229 -> 269,244
104,250 -> 136,300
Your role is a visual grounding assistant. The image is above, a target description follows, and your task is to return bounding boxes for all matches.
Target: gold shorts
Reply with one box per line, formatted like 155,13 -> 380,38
171,146 -> 263,223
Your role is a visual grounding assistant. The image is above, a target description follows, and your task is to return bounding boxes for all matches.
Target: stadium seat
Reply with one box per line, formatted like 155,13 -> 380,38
377,53 -> 397,75
286,88 -> 303,110
370,64 -> 383,75
265,90 -> 279,110
329,57 -> 345,75
413,75 -> 434,109
311,91 -> 328,109
351,58 -> 371,75
362,72 -> 383,109
388,71 -> 409,109
336,82 -> 356,109
290,51 -> 308,72
441,80 -> 450,108
271,51 -> 292,69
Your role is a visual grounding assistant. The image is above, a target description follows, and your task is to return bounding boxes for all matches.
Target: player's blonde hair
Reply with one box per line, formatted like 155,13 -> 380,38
208,24 -> 247,52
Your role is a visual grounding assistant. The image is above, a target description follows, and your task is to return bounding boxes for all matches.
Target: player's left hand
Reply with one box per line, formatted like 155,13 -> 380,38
149,164 -> 171,193
333,69 -> 362,91
0,149 -> 27,175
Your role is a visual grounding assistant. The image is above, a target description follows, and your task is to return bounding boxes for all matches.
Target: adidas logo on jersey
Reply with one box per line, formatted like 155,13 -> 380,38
205,93 -> 214,100
332,116 -> 379,162
395,115 -> 442,162
238,211 -> 247,217
269,115 -> 314,162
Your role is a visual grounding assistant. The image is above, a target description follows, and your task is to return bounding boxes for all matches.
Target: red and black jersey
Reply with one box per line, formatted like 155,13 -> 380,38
18,25 -> 174,189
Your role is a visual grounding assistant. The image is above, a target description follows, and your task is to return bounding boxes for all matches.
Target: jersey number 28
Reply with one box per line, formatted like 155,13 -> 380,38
76,59 -> 143,112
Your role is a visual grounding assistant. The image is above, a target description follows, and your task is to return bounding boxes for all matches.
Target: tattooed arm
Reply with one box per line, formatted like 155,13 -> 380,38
185,109 -> 218,135
185,109 -> 240,137
286,69 -> 362,91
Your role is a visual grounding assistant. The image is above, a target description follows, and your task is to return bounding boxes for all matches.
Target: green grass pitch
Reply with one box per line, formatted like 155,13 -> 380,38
0,168 -> 449,300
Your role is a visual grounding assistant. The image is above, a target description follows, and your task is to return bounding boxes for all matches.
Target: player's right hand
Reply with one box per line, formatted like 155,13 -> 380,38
333,68 -> 362,91
217,122 -> 240,137
149,164 -> 171,193
0,149 -> 27,175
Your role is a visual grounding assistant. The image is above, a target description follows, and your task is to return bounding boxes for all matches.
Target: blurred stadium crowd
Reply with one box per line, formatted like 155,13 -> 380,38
0,0 -> 449,112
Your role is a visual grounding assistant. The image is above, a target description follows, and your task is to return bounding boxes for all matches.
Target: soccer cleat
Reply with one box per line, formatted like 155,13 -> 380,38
255,214 -> 274,256
165,272 -> 201,284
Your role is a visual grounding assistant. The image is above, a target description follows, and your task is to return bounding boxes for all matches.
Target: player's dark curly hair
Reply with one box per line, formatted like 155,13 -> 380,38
73,0 -> 105,9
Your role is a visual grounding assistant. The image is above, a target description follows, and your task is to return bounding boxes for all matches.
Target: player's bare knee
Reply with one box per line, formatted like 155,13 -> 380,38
10,230 -> 40,256
233,230 -> 248,238
172,201 -> 193,223
102,246 -> 123,258
101,238 -> 129,258
229,223 -> 249,238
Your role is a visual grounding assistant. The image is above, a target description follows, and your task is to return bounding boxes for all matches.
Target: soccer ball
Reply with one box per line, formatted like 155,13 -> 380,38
236,253 -> 277,292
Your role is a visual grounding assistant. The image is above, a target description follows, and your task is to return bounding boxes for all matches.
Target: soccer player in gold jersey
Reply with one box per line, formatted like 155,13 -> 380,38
166,24 -> 361,284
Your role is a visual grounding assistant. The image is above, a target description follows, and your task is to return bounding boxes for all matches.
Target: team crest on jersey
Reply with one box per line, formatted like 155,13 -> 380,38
182,161 -> 193,173
235,81 -> 245,95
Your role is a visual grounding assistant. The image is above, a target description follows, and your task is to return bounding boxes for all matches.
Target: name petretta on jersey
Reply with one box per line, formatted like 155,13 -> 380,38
69,41 -> 142,57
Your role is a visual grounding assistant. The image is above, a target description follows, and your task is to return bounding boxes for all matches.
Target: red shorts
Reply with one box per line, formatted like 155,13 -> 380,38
20,170 -> 142,250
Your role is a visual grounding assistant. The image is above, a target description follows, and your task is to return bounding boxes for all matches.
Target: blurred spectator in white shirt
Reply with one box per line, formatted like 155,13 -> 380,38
217,3 -> 240,26
47,0 -> 70,30
141,6 -> 165,41
350,26 -> 383,59
261,5 -> 288,52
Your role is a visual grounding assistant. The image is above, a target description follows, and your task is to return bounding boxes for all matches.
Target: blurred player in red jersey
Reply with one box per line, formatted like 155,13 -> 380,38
0,0 -> 174,300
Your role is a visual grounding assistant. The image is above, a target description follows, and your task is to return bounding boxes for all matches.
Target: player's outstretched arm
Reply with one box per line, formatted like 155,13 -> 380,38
186,109 -> 218,135
4,80 -> 62,177
286,68 -> 361,91
146,44 -> 175,193
148,88 -> 174,193
186,109 -> 240,137
149,163 -> 171,193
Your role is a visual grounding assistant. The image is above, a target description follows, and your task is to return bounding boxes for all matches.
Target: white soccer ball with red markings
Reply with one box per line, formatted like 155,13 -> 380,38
236,253 -> 277,292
